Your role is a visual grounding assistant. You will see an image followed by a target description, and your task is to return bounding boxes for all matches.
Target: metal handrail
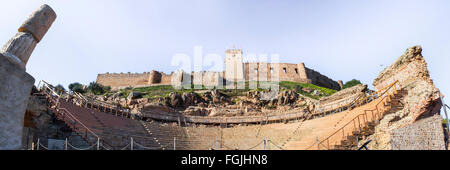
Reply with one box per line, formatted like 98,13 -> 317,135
57,107 -> 100,139
306,80 -> 399,150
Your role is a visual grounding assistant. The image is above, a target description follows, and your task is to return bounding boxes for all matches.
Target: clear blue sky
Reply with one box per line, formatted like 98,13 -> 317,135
1,0 -> 449,105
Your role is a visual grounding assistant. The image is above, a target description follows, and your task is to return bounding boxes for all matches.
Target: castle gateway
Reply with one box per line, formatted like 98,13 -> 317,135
96,49 -> 342,90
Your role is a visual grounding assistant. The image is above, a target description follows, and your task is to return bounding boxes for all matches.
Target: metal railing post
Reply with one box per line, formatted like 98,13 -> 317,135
131,137 -> 134,150
263,137 -> 266,150
65,138 -> 68,150
215,137 -> 218,150
37,138 -> 40,150
174,137 -> 176,150
97,138 -> 100,150
441,96 -> 449,150
327,139 -> 330,149
316,137 -> 319,150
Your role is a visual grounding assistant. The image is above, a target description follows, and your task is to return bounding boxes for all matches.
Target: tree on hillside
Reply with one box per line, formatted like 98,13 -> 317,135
342,79 -> 362,89
69,82 -> 86,94
54,84 -> 66,95
87,82 -> 110,95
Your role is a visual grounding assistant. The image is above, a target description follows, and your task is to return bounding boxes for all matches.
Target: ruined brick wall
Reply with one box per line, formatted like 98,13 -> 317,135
391,114 -> 445,150
365,46 -> 443,150
373,46 -> 433,91
244,62 -> 278,82
373,46 -> 441,121
243,62 -> 340,88
244,63 -> 277,82
96,72 -> 151,88
277,63 -> 305,82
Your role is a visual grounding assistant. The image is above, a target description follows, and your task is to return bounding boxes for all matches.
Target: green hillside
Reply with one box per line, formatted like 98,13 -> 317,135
106,81 -> 336,100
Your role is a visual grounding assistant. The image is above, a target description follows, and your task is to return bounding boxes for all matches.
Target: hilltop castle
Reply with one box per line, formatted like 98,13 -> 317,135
96,49 -> 343,90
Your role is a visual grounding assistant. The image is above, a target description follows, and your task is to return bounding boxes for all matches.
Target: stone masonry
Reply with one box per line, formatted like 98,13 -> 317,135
365,46 -> 444,150
96,49 -> 341,90
391,115 -> 445,150
0,4 -> 56,150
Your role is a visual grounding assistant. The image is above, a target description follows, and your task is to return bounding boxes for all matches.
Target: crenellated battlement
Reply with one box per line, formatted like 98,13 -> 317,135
96,49 -> 342,90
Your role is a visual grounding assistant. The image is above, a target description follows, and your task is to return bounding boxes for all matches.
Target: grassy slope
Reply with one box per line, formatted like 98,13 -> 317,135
278,81 -> 336,99
112,81 -> 337,100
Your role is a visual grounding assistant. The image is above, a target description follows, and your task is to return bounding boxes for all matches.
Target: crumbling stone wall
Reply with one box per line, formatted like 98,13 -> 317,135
373,46 -> 433,91
244,62 -> 310,83
365,46 -> 444,150
97,51 -> 341,90
391,115 -> 445,150
242,62 -> 340,90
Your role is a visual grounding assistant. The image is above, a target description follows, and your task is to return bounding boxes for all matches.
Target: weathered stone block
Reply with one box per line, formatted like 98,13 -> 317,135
0,53 -> 35,150
0,51 -> 25,70
18,4 -> 56,42
1,32 -> 37,65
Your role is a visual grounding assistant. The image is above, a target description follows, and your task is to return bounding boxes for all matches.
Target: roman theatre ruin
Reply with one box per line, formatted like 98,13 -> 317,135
0,4 -> 447,150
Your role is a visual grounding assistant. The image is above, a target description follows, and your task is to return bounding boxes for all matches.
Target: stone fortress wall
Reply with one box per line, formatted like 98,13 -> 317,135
96,49 -> 342,90
96,72 -> 152,88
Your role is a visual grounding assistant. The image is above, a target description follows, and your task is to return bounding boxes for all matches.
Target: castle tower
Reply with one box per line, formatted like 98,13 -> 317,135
338,80 -> 344,90
148,70 -> 162,84
297,62 -> 308,79
225,49 -> 244,88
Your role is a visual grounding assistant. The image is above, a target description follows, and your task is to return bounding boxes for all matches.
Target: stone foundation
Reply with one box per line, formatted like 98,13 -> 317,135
391,115 -> 445,150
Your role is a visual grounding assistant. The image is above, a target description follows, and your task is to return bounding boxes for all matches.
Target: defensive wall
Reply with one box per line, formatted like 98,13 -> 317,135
97,55 -> 341,90
96,49 -> 341,90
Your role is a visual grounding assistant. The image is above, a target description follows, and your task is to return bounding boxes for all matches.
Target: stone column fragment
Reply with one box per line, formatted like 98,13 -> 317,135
1,32 -> 37,66
0,4 -> 56,150
18,4 -> 57,43
0,4 -> 56,69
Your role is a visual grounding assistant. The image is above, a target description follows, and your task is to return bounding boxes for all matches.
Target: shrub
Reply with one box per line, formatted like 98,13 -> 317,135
342,79 -> 362,89
68,82 -> 86,94
54,84 -> 66,95
87,82 -> 110,95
